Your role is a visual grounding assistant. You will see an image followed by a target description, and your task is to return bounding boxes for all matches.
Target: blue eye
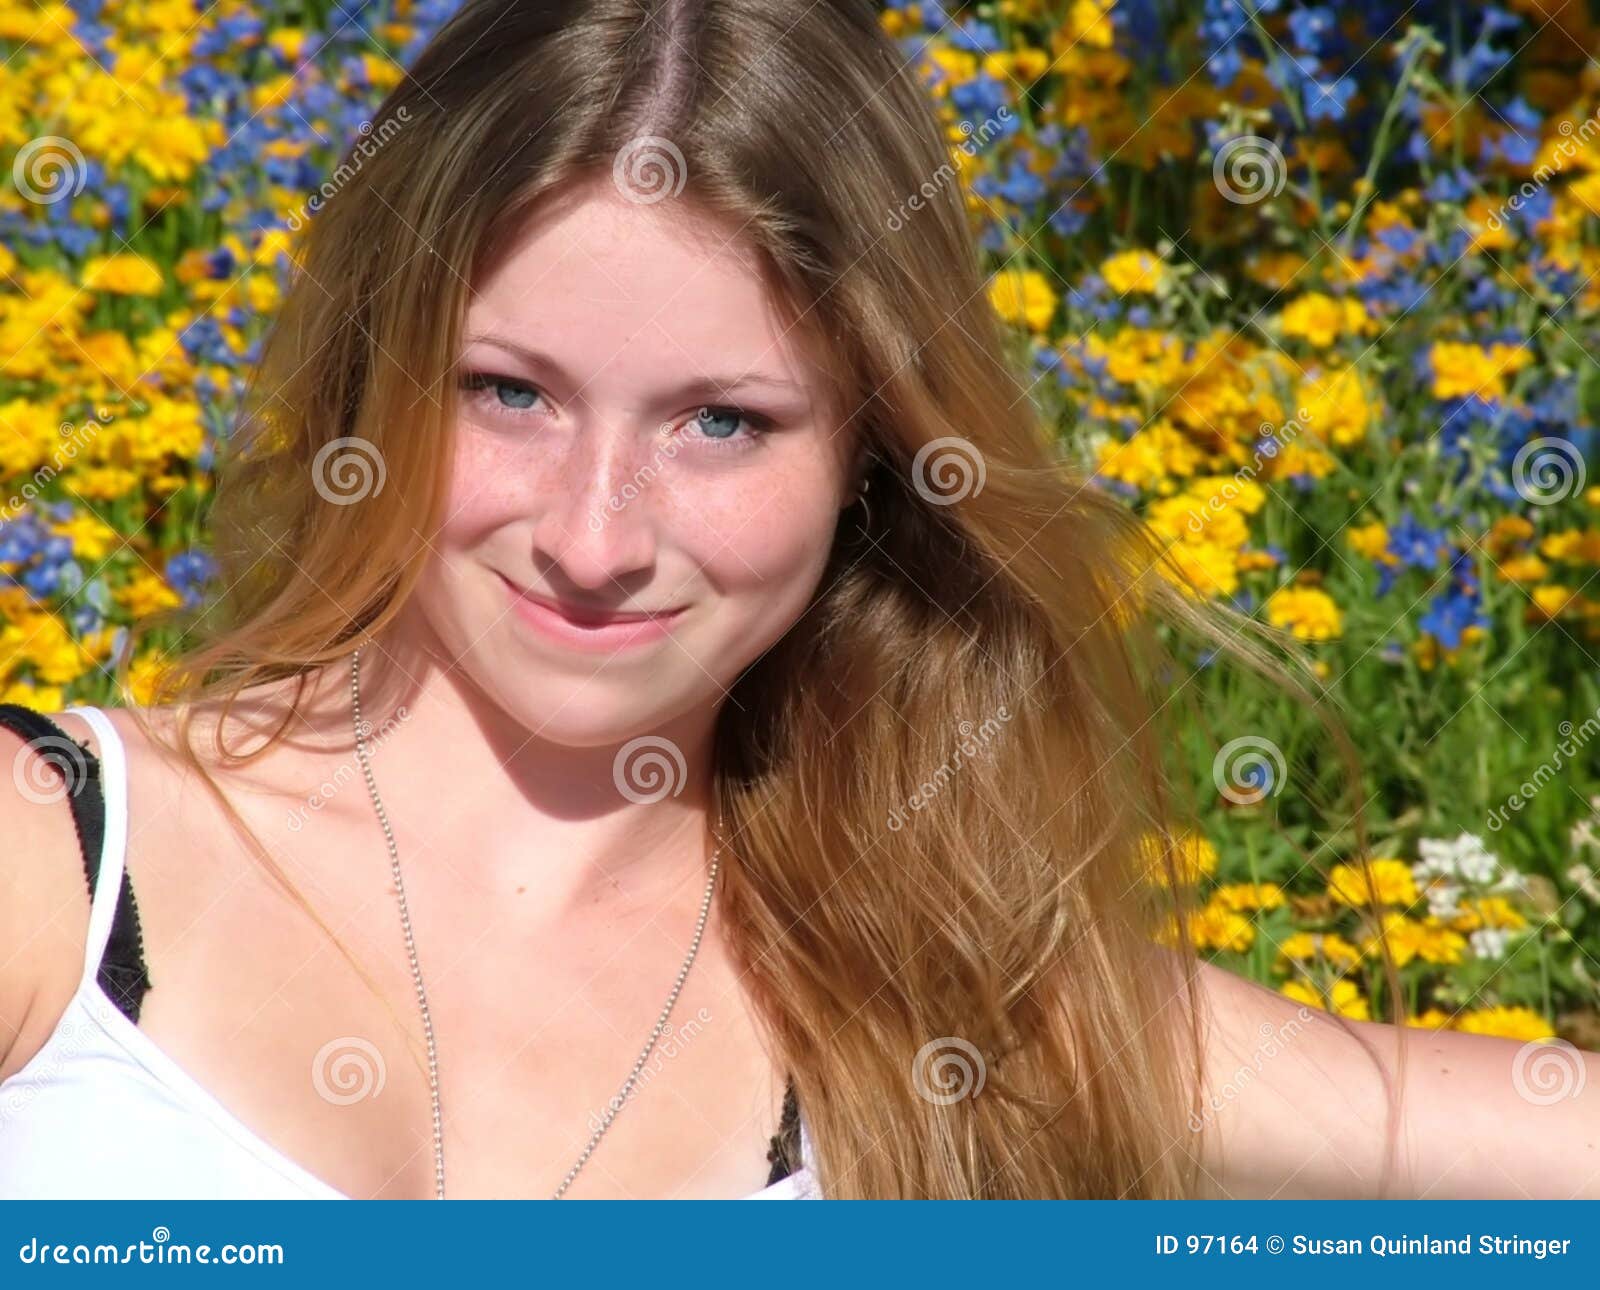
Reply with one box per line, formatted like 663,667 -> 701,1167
681,405 -> 773,451
459,372 -> 545,417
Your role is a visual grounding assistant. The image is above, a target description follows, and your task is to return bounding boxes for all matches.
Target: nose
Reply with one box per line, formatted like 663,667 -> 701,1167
528,417 -> 661,592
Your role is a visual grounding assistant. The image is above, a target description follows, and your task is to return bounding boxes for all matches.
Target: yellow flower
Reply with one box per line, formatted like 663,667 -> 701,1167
1450,896 -> 1527,933
1405,1007 -> 1454,1028
1540,528 -> 1600,563
115,570 -> 183,619
1497,554 -> 1549,583
1237,549 -> 1280,573
122,651 -> 174,707
1347,520 -> 1397,563
1454,1006 -> 1556,1041
1150,494 -> 1249,549
1530,585 -> 1578,619
1414,919 -> 1468,965
1210,882 -> 1286,912
1361,912 -> 1429,967
1279,293 -> 1372,347
982,48 -> 1051,83
1271,439 -> 1338,481
1065,0 -> 1116,48
1297,365 -> 1375,446
988,269 -> 1058,332
0,680 -> 64,710
1281,977 -> 1369,1020
1101,249 -> 1167,295
1429,340 -> 1534,401
1158,539 -> 1240,599
1265,586 -> 1343,641
1094,420 -> 1202,490
1327,858 -> 1419,908
1277,931 -> 1363,969
267,26 -> 310,61
6,612 -> 94,685
81,253 -> 166,296
1138,829 -> 1218,885
1490,515 -> 1536,546
51,513 -> 122,562
1190,903 -> 1255,954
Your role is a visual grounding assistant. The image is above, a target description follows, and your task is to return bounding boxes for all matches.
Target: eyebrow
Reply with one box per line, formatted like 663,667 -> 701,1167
463,331 -> 808,400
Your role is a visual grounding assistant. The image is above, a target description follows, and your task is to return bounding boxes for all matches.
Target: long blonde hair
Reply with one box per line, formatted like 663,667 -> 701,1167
122,0 -> 1404,1198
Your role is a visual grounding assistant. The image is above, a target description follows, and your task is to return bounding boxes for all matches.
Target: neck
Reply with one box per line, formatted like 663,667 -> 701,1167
267,616 -> 723,915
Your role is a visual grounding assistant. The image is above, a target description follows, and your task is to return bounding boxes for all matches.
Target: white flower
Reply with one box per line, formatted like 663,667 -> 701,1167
1469,927 -> 1509,959
1424,881 -> 1463,918
1452,832 -> 1499,883
1416,832 -> 1501,885
1416,837 -> 1459,877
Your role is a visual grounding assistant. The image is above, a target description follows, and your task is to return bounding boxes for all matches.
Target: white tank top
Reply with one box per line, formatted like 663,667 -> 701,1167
0,703 -> 820,1200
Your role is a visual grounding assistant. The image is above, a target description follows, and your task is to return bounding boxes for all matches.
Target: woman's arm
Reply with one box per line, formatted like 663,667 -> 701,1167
0,721 -> 96,1082
1186,958 -> 1600,1199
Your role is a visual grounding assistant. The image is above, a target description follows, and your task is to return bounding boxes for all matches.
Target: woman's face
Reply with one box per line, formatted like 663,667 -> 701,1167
409,181 -> 858,747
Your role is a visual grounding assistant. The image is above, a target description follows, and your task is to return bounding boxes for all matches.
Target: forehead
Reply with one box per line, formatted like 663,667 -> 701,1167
466,185 -> 826,395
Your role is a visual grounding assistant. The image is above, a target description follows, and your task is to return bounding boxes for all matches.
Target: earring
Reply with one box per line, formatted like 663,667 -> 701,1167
853,474 -> 873,531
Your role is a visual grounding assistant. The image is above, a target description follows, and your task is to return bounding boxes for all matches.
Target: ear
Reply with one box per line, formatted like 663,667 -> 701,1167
847,434 -> 873,490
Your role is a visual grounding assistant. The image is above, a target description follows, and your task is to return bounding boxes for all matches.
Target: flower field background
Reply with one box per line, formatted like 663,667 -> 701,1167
2,0 -> 1599,1050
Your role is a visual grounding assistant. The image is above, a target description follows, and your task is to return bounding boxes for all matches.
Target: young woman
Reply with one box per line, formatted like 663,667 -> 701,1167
1,0 -> 1596,1200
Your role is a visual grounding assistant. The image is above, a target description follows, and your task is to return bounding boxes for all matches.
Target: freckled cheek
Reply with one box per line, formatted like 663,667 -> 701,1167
436,428 -> 538,544
670,482 -> 840,601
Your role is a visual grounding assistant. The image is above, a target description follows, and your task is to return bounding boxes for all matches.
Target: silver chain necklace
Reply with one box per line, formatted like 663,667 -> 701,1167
347,645 -> 722,1199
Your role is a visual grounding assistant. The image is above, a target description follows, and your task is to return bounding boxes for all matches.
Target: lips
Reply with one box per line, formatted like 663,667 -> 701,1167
497,572 -> 686,648
516,587 -> 681,626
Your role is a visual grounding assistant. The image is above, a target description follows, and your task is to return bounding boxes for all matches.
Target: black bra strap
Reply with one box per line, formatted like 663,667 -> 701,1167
0,703 -> 151,1022
765,1077 -> 802,1184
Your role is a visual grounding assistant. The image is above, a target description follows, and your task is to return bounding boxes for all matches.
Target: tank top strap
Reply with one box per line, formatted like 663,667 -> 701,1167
60,704 -> 130,986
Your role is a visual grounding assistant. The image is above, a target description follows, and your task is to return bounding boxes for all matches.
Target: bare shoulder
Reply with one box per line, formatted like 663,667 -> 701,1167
0,708 -> 103,1081
1179,956 -> 1600,1199
0,692 -> 293,1082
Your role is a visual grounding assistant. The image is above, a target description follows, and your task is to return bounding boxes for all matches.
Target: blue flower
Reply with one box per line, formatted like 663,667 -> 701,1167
1387,513 -> 1446,572
1420,585 -> 1489,651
